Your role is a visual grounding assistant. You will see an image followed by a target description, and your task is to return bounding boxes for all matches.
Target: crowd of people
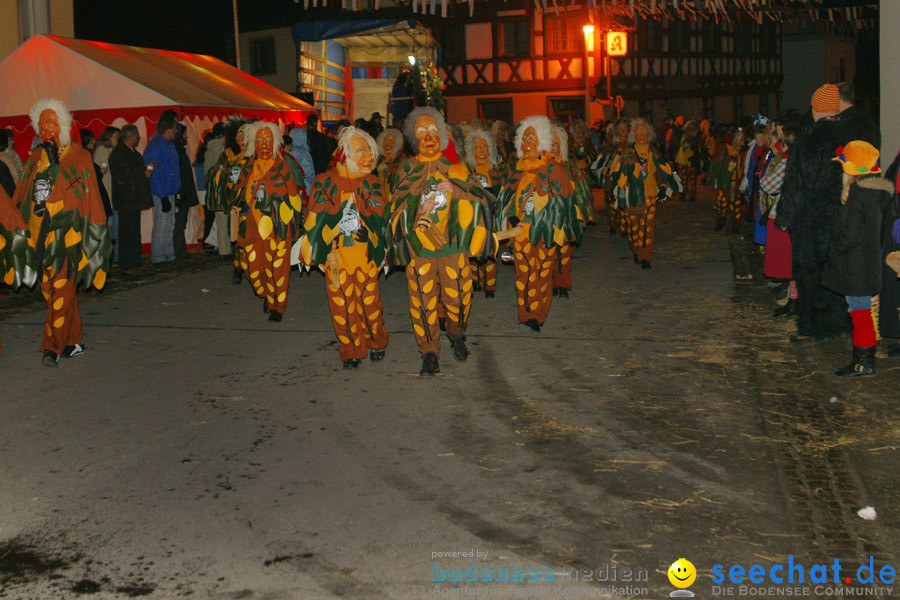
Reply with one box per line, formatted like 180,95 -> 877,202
0,85 -> 898,378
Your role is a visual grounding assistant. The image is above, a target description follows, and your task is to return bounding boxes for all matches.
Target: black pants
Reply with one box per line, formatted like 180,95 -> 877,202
173,201 -> 191,259
118,209 -> 143,271
203,206 -> 215,240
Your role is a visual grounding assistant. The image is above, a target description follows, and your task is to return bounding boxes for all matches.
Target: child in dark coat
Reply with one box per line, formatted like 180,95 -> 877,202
821,141 -> 894,377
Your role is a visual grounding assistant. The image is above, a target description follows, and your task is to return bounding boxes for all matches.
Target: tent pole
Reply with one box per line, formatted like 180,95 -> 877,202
233,0 -> 242,70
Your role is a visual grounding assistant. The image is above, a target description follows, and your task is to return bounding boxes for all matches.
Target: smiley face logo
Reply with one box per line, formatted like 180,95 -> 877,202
667,558 -> 696,588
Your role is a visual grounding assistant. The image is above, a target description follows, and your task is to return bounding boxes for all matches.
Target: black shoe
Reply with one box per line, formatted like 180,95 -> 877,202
451,337 -> 469,363
558,289 -> 569,298
773,299 -> 796,318
633,253 -> 639,264
343,358 -> 361,369
231,267 -> 243,285
263,301 -> 269,314
608,226 -> 617,236
484,290 -> 494,298
420,352 -> 440,375
60,343 -> 85,358
370,348 -> 385,362
521,319 -> 541,333
268,311 -> 282,322
42,350 -> 59,367
835,346 -> 875,378
438,317 -> 446,332
641,260 -> 652,270
714,222 -> 725,231
888,343 -> 900,358
552,288 -> 559,297
473,282 -> 482,292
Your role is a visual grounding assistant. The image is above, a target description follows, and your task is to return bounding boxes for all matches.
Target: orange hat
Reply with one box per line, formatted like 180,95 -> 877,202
811,84 -> 840,113
833,141 -> 881,176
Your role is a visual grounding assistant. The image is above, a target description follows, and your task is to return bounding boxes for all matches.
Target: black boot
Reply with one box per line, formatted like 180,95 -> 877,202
451,337 -> 469,363
369,348 -> 385,362
268,311 -> 282,322
231,267 -> 243,285
835,346 -> 875,378
420,352 -> 440,375
641,260 -> 652,270
552,287 -> 559,296
608,226 -> 616,236
773,298 -> 797,318
558,289 -> 568,298
484,290 -> 494,299
438,317 -> 446,332
473,281 -> 482,292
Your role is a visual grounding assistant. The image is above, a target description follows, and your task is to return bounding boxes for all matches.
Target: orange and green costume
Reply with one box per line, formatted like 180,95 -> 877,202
608,144 -> 681,264
707,144 -> 744,231
390,155 -> 494,356
13,144 -> 111,354
552,157 -> 592,292
0,186 -> 38,355
498,155 -> 578,325
233,155 -> 304,315
470,162 -> 504,293
300,164 -> 390,361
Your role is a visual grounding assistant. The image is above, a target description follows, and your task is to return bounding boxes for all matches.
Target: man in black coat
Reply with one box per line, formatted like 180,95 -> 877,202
836,82 -> 880,149
108,124 -> 154,273
173,123 -> 199,260
777,84 -> 851,340
306,114 -> 337,175
881,151 -> 900,356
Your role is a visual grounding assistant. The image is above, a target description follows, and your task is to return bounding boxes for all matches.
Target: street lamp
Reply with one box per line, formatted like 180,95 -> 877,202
583,25 -> 594,123
408,55 -> 416,66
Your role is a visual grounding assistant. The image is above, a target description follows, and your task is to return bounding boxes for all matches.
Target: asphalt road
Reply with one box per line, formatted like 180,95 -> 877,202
1,196 -> 898,600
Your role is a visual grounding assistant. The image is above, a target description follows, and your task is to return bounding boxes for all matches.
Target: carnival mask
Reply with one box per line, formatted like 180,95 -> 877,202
521,127 -> 539,160
415,116 -> 441,159
38,109 -> 61,145
349,135 -> 375,175
255,127 -> 274,161
473,137 -> 490,166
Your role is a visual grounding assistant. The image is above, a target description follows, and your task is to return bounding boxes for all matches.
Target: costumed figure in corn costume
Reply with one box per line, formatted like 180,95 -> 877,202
389,107 -> 495,375
204,117 -> 250,285
233,121 -> 305,322
376,127 -> 404,196
550,124 -> 589,298
0,185 -> 38,356
707,128 -> 745,233
592,118 -> 631,236
497,116 -> 578,333
465,128 -> 504,298
12,98 -> 112,366
675,120 -> 705,203
607,118 -> 682,270
299,127 -> 390,369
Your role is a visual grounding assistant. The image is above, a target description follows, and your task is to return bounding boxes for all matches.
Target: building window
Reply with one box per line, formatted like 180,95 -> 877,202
498,19 -> 530,57
547,95 -> 585,123
478,98 -> 514,125
544,13 -> 583,54
250,38 -> 276,75
439,24 -> 463,63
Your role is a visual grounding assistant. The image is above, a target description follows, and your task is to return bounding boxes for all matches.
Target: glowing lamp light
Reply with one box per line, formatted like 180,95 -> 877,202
408,55 -> 416,66
583,25 -> 594,35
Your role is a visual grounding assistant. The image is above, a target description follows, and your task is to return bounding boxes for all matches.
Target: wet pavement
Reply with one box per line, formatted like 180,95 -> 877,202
1,190 -> 898,599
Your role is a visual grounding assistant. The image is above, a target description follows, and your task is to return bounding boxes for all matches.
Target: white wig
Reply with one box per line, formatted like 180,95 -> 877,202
376,127 -> 402,159
550,125 -> 569,162
339,126 -> 379,173
490,120 -> 509,141
29,98 -> 72,147
627,118 -> 656,145
514,115 -> 553,158
464,129 -> 498,169
243,121 -> 283,158
403,107 -> 448,154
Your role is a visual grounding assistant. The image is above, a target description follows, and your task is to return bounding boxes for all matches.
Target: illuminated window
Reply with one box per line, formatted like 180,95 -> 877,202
545,14 -> 583,54
250,38 -> 276,75
548,95 -> 585,122
498,19 -> 530,57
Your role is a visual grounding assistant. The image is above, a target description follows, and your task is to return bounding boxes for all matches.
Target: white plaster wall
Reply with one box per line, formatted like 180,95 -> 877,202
881,4 -> 900,161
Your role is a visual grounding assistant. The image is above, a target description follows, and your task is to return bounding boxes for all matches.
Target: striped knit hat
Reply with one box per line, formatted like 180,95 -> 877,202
811,84 -> 840,113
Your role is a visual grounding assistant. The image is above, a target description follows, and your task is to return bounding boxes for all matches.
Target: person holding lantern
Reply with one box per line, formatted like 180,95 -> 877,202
299,127 -> 390,368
